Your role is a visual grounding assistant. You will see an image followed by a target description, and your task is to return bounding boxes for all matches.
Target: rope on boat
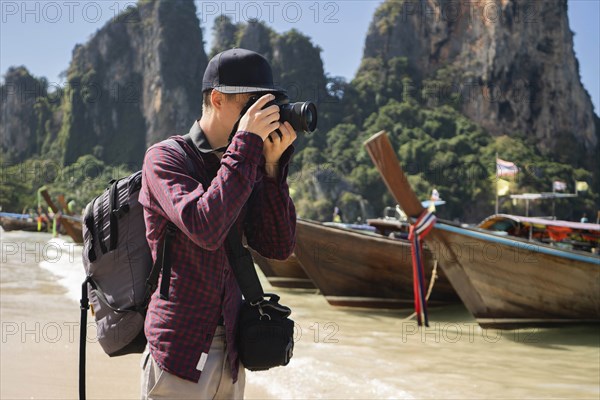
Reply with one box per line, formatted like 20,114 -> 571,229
401,259 -> 438,323
405,209 -> 437,326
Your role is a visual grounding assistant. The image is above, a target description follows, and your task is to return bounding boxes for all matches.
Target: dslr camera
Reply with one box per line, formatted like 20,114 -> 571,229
244,92 -> 317,133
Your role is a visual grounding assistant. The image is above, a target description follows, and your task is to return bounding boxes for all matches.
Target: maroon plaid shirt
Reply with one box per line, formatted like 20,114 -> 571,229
139,127 -> 296,383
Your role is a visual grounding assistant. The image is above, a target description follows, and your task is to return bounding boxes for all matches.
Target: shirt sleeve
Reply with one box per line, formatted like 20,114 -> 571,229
141,131 -> 264,251
244,146 -> 297,260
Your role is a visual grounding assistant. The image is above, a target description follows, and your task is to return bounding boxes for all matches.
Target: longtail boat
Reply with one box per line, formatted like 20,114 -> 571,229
40,189 -> 83,243
249,249 -> 315,289
479,214 -> 599,254
364,131 -> 600,328
294,218 -> 459,309
0,212 -> 41,232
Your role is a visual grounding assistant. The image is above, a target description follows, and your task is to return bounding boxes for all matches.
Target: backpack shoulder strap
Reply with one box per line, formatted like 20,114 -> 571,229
108,179 -> 120,251
163,138 -> 198,180
144,136 -> 207,302
79,277 -> 90,400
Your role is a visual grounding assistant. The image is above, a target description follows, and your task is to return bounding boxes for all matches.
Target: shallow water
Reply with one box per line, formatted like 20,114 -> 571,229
1,229 -> 599,399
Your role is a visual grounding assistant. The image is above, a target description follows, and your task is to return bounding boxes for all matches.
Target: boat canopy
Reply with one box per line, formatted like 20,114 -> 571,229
0,212 -> 31,219
479,214 -> 599,253
479,214 -> 599,231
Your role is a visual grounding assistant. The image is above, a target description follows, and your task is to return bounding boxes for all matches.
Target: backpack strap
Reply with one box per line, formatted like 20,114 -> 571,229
163,138 -> 200,182
79,277 -> 91,400
94,195 -> 108,255
158,223 -> 178,300
144,222 -> 178,302
108,179 -> 119,251
83,203 -> 97,263
144,137 -> 204,302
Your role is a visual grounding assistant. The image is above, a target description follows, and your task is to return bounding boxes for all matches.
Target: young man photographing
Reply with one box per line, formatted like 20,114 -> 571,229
139,48 -> 297,399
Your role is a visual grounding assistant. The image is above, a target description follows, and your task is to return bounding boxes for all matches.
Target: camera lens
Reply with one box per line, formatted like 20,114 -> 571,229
281,101 -> 318,132
306,110 -> 313,127
244,94 -> 318,133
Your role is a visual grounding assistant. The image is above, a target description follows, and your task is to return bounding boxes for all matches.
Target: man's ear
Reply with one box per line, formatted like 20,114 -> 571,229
210,90 -> 224,111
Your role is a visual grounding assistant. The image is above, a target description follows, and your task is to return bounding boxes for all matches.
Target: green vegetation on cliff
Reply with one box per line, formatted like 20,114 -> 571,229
289,63 -> 598,223
0,153 -> 133,214
1,2 -> 597,224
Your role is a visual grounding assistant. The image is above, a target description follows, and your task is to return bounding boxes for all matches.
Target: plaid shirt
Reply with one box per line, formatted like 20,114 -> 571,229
139,124 -> 296,383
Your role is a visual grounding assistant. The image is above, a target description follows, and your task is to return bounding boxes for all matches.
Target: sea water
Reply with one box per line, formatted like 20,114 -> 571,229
1,229 -> 599,399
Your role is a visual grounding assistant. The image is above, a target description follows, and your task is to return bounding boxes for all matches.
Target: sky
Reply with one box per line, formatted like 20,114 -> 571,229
0,0 -> 598,113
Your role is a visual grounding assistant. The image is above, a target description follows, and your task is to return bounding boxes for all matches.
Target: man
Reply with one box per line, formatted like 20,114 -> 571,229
139,48 -> 297,399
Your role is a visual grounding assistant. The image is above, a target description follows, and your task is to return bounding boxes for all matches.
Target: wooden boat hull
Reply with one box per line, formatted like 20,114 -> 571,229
0,217 -> 41,232
250,249 -> 315,289
428,223 -> 600,328
0,215 -> 82,242
362,130 -> 600,328
294,219 -> 458,309
39,190 -> 83,243
59,214 -> 83,243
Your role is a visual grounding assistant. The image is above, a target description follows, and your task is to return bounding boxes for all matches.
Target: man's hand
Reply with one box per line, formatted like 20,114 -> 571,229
237,94 -> 280,141
263,121 -> 297,179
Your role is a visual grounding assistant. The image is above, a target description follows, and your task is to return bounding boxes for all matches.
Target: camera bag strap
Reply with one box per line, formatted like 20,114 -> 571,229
223,227 -> 265,304
184,125 -> 293,370
183,124 -> 266,304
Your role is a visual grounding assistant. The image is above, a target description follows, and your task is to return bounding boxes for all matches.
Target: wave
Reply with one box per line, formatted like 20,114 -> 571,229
38,237 -> 85,304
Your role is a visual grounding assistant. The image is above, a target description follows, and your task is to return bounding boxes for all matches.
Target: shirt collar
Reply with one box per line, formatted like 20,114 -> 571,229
189,120 -> 218,154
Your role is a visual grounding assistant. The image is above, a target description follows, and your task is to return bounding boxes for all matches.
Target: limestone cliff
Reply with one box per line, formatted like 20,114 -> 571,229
59,0 -> 207,166
209,15 -> 238,58
1,6 -> 331,166
361,0 -> 598,173
0,0 -> 207,167
0,67 -> 60,163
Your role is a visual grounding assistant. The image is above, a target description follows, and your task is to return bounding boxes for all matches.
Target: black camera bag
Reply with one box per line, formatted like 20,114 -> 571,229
224,217 -> 295,371
237,294 -> 294,370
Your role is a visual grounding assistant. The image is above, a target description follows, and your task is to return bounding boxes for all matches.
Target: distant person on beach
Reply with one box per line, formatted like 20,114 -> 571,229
36,206 -> 51,232
138,49 -> 296,399
428,188 -> 440,213
67,199 -> 76,214
333,206 -> 343,223
52,211 -> 61,237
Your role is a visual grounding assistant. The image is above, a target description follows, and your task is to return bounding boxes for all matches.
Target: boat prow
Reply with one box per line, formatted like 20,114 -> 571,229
364,130 -> 600,328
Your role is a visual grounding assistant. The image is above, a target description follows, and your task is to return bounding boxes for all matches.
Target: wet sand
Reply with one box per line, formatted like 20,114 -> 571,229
1,230 -> 135,399
2,230 -> 599,399
0,231 -> 272,399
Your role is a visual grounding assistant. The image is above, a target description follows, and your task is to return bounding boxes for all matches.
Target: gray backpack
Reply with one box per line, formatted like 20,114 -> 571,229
79,138 -> 198,400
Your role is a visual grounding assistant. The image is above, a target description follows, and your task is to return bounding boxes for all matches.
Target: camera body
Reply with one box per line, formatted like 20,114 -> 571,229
246,92 -> 318,133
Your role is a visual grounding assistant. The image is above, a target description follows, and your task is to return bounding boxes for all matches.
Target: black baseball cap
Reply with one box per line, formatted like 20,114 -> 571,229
202,48 -> 286,94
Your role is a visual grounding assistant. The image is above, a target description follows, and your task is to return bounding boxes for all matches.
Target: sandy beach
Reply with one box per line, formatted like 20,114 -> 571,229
0,290 -> 271,399
0,231 -> 272,400
1,231 -> 138,399
2,229 -> 599,399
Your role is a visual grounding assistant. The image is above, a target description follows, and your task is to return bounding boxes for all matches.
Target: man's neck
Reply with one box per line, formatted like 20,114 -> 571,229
198,117 -> 227,159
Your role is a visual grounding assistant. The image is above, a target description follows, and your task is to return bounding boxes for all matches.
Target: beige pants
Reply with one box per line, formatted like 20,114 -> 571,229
140,326 -> 245,399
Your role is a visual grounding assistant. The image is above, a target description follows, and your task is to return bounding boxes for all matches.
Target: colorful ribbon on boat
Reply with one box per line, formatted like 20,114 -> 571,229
408,209 -> 437,327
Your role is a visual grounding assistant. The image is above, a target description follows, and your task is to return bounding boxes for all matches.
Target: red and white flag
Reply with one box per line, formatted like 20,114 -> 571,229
553,180 -> 567,191
496,158 -> 519,177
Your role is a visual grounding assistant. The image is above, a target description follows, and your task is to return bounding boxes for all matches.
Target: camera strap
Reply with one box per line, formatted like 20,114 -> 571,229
224,226 -> 265,305
224,114 -> 244,150
223,96 -> 258,149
